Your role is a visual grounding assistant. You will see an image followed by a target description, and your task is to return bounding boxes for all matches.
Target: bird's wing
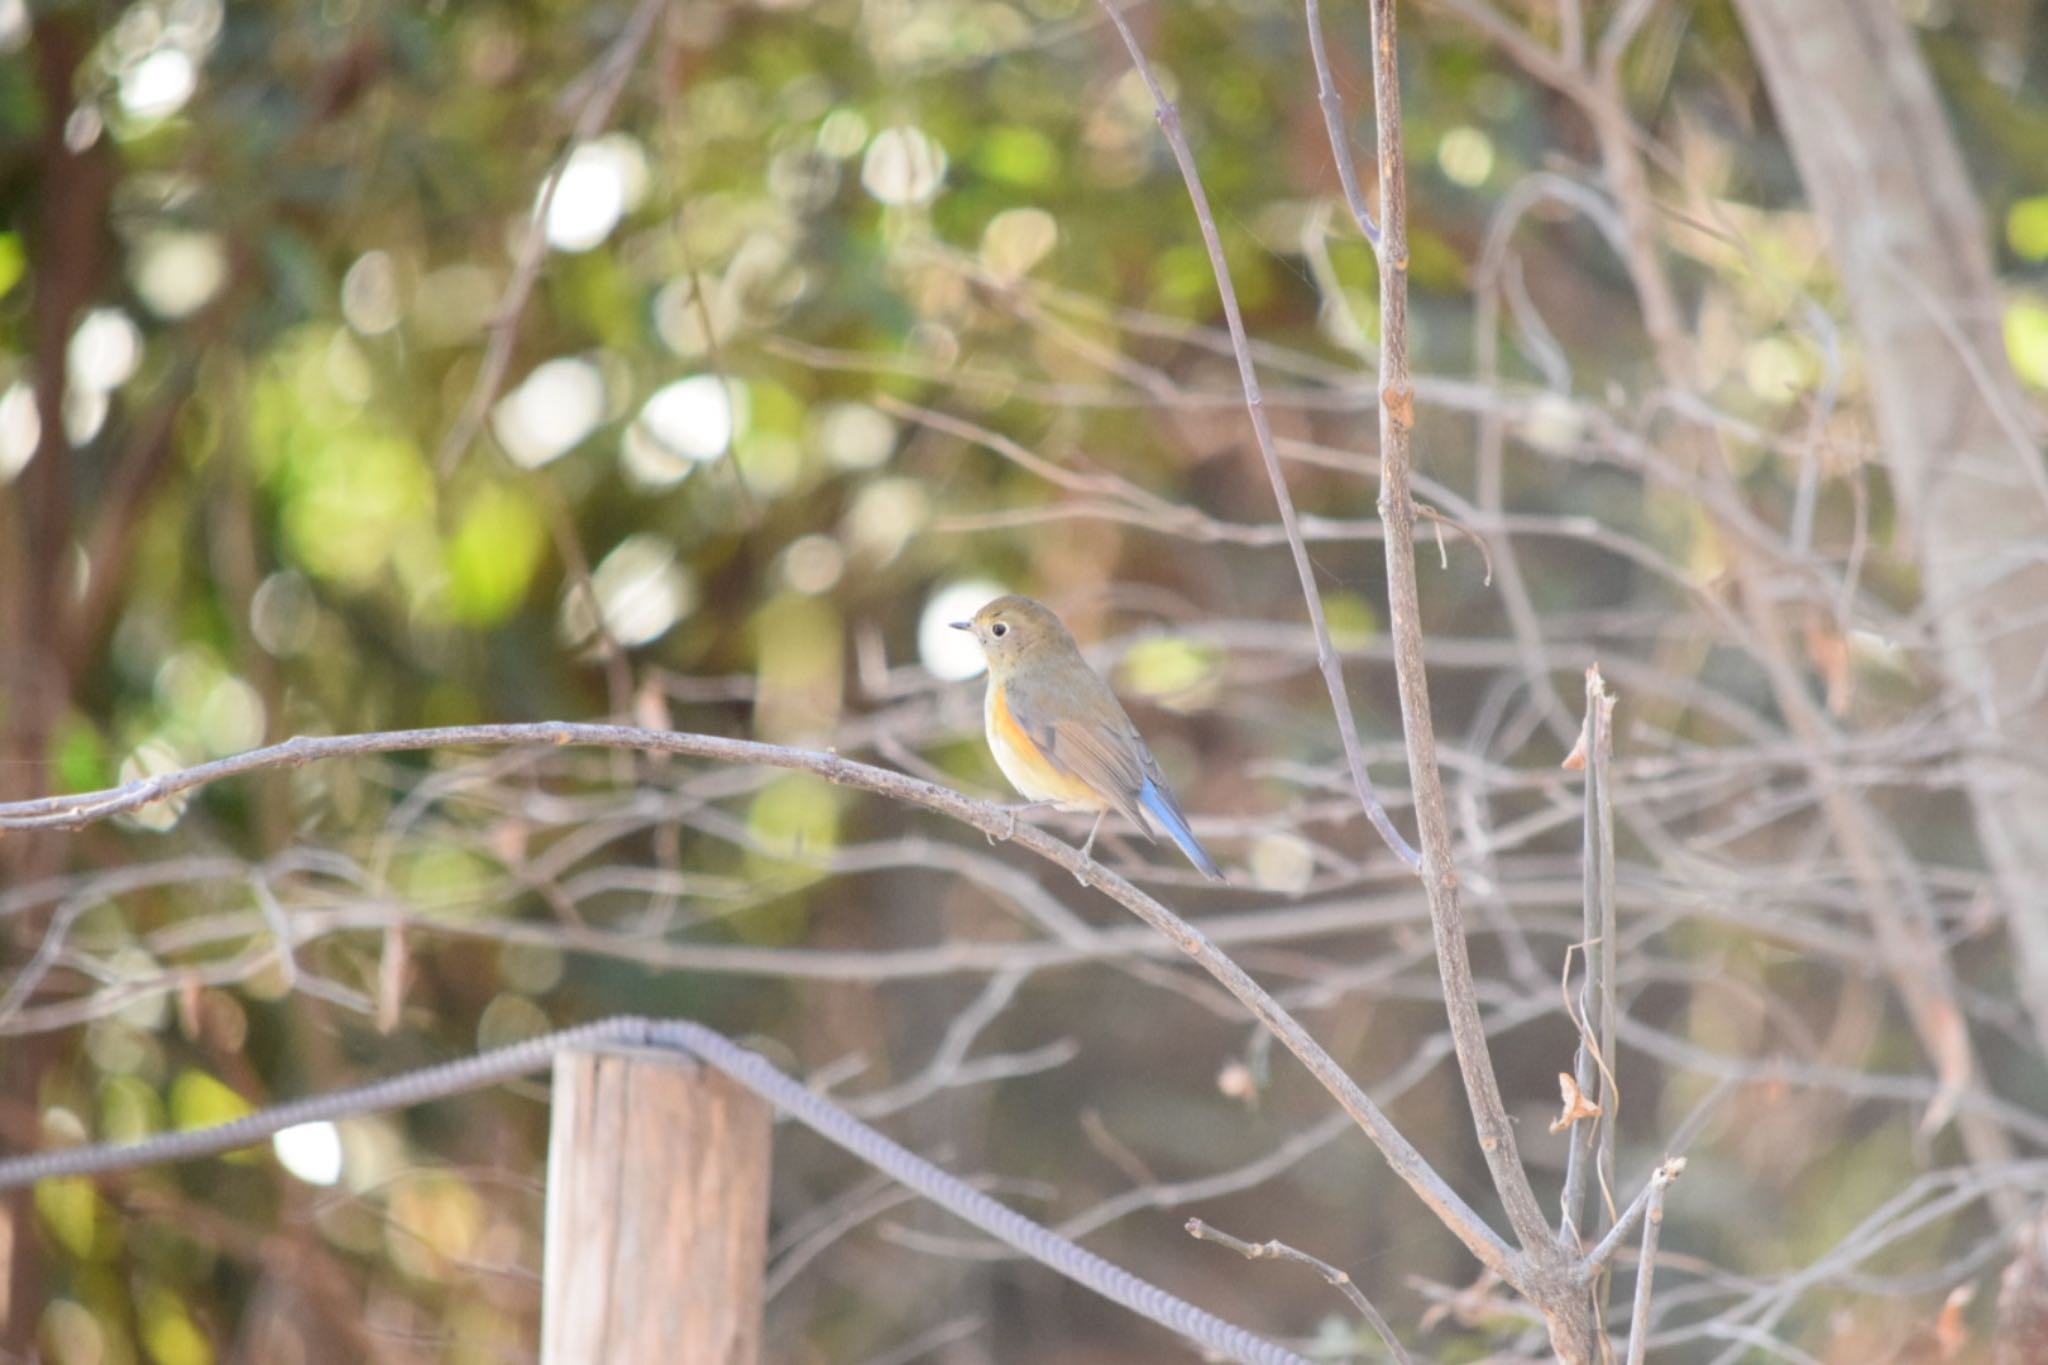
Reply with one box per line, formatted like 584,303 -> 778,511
1007,673 -> 1156,837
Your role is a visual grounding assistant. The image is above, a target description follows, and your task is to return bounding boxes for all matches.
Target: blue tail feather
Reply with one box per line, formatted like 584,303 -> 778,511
1137,778 -> 1225,882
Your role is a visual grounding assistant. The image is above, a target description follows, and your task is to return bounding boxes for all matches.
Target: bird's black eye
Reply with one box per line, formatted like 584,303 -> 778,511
991,622 -> 1008,637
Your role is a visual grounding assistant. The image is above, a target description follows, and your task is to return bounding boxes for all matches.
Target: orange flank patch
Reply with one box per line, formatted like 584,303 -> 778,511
989,684 -> 1101,807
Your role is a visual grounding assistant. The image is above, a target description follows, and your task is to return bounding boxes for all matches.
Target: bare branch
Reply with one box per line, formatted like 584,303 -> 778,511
432,0 -> 667,478
1304,0 -> 1381,248
1560,665 -> 1619,1250
1352,0 -> 1557,1269
1623,1158 -> 1679,1365
1187,1217 -> 1415,1364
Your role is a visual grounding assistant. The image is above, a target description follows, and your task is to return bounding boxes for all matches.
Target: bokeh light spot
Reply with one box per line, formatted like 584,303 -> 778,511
816,108 -> 870,159
630,375 -> 743,478
131,229 -> 227,319
561,535 -> 696,648
812,400 -> 896,470
2008,196 -> 2048,262
842,478 -> 927,563
544,134 -> 649,253
862,126 -> 947,205
250,570 -> 318,656
274,1122 -> 344,1186
492,356 -> 605,467
69,308 -> 143,394
117,740 -> 190,831
1436,126 -> 1496,187
120,47 -> 197,120
779,533 -> 846,594
0,382 -> 40,482
919,580 -> 1004,681
980,207 -> 1059,279
341,250 -> 402,336
1250,832 -> 1316,895
2006,297 -> 2048,389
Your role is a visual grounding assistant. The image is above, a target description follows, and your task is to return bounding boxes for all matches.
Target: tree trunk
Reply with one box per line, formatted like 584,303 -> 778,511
1731,0 -> 2048,1062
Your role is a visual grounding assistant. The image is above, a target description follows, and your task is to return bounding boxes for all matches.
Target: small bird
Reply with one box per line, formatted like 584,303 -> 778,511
951,595 -> 1224,881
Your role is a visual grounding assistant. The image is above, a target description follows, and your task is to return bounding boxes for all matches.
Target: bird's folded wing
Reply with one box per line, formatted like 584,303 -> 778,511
1006,684 -> 1155,836
1044,717 -> 1154,838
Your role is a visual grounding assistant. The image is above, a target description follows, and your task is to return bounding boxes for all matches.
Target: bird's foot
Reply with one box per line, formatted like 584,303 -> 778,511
988,800 -> 1054,844
1072,810 -> 1108,884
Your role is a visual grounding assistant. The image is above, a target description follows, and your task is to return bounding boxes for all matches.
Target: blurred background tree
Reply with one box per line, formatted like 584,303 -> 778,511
3,0 -> 2047,1359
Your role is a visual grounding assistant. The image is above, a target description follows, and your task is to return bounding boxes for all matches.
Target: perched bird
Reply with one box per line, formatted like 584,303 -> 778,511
951,595 -> 1224,881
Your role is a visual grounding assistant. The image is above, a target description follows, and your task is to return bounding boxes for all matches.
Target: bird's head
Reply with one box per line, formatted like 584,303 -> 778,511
949,595 -> 1075,678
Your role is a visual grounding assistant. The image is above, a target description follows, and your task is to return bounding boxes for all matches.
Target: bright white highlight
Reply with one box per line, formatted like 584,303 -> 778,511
0,383 -> 39,481
492,357 -> 605,468
273,1122 -> 344,1186
562,535 -> 696,648
544,135 -> 649,253
69,309 -> 143,394
634,375 -> 740,465
121,47 -> 197,120
813,401 -> 896,470
132,230 -> 227,319
861,127 -> 947,206
919,580 -> 1005,681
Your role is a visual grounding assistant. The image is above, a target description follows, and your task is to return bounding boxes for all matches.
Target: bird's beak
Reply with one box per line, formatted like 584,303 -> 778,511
948,620 -> 973,632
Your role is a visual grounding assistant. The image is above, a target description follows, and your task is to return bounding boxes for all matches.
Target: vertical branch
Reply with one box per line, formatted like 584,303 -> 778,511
1561,665 -> 1619,1353
1095,2 -> 1420,874
1592,674 -> 1618,1214
2,21 -> 115,1355
1622,1162 -> 1674,1365
1357,0 -> 1554,1260
1559,683 -> 1600,1246
1306,0 -> 1382,249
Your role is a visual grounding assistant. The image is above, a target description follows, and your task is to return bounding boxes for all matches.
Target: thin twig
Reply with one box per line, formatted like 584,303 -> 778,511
433,0 -> 667,478
1096,0 -> 1420,874
0,721 -> 1520,1284
1623,1159 -> 1678,1365
1305,0 -> 1382,247
1187,1218 -> 1416,1365
671,200 -> 758,513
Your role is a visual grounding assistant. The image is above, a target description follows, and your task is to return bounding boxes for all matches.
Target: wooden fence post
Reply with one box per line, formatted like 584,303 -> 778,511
542,1048 -> 772,1363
